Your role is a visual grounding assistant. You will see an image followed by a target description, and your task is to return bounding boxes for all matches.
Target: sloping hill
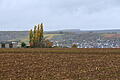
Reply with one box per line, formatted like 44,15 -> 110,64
0,31 -> 29,41
0,29 -> 120,44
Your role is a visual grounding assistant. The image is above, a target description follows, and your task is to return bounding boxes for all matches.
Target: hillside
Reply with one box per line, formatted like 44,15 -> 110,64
0,29 -> 120,41
0,31 -> 28,41
0,31 -> 62,44
0,29 -> 120,48
83,29 -> 120,33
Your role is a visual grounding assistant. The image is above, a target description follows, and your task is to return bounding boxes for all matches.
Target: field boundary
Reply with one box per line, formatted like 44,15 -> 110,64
0,48 -> 120,54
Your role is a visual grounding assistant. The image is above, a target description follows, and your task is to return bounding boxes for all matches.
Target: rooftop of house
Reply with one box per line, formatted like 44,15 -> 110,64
0,41 -> 19,44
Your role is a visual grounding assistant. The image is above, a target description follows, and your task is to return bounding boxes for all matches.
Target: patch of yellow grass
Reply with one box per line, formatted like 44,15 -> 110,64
44,34 -> 62,39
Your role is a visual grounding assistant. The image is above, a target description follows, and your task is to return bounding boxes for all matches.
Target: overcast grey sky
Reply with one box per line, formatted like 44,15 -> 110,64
0,0 -> 120,31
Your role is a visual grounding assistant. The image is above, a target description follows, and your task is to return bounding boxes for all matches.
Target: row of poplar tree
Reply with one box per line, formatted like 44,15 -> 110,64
29,23 -> 45,48
29,23 -> 78,48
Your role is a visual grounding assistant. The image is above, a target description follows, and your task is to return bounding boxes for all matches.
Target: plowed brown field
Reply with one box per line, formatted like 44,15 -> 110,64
0,48 -> 120,80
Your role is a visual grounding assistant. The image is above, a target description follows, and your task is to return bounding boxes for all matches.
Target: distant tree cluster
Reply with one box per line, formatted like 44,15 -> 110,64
29,23 -> 53,48
21,42 -> 26,48
72,44 -> 78,48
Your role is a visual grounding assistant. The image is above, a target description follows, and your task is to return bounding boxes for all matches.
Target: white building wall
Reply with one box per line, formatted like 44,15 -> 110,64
5,44 -> 10,48
13,43 -> 18,48
17,42 -> 21,48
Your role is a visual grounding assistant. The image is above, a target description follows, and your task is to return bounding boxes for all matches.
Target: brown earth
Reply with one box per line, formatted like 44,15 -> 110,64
103,34 -> 120,38
0,48 -> 120,80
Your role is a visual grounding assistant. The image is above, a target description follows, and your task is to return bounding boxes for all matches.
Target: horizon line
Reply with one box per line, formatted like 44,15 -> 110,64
0,28 -> 120,31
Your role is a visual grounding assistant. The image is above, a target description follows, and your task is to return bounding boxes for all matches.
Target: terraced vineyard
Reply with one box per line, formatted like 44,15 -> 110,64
0,48 -> 120,80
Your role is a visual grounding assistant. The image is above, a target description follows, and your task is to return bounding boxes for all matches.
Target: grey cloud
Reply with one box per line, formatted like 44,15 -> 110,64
0,0 -> 120,31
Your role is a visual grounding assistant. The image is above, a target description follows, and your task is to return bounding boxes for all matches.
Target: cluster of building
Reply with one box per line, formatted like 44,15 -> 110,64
77,39 -> 120,48
1,38 -> 120,48
1,33 -> 120,48
51,38 -> 120,48
0,41 -> 21,48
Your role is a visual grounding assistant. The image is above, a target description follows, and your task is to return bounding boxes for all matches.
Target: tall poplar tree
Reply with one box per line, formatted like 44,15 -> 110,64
33,25 -> 37,46
29,23 -> 45,48
36,24 -> 40,46
40,23 -> 44,39
29,29 -> 33,47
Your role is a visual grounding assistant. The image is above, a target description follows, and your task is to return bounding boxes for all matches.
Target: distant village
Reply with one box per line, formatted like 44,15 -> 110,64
51,32 -> 120,48
0,24 -> 120,48
51,37 -> 120,48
